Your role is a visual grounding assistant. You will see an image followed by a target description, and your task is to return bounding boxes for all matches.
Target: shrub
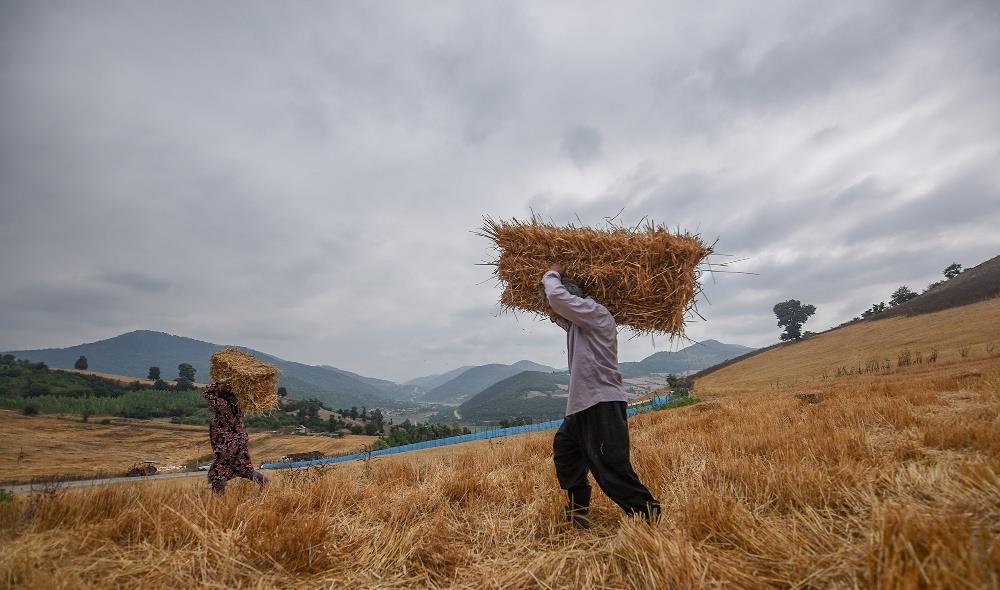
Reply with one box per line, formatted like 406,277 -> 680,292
22,404 -> 39,416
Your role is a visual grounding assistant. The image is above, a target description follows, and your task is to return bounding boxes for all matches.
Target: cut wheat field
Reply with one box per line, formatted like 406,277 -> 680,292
3,348 -> 998,588
0,412 -> 376,483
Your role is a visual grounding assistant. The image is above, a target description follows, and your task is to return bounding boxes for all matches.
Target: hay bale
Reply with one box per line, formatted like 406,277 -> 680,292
479,216 -> 711,335
210,348 -> 279,413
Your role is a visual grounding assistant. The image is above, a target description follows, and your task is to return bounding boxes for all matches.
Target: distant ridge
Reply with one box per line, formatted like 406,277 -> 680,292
3,330 -> 405,409
420,360 -> 558,405
618,339 -> 754,378
402,365 -> 475,392
455,371 -> 570,423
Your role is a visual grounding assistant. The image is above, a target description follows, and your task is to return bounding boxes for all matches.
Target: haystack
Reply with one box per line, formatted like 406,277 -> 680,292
479,216 -> 711,335
210,348 -> 279,413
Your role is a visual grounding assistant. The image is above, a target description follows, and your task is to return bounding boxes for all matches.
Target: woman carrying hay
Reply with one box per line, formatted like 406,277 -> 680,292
203,380 -> 268,494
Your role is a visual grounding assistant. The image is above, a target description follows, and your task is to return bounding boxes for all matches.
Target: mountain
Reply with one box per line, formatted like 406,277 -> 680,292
402,365 -> 475,392
3,330 -> 402,410
618,340 -> 754,378
319,365 -> 420,402
455,371 -> 570,423
420,360 -> 558,405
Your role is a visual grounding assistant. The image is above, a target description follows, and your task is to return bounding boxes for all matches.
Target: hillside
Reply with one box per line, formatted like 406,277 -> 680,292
420,360 -> 557,405
455,370 -> 570,423
880,254 -> 1000,319
696,296 -> 1000,395
619,339 -> 753,378
3,331 -> 403,409
402,365 -> 475,392
694,254 -> 1000,382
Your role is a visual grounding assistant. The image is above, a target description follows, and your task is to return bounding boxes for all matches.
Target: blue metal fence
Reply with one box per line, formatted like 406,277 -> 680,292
261,394 -> 672,470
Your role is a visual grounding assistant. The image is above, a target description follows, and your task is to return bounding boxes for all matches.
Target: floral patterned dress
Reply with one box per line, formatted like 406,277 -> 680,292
203,381 -> 256,493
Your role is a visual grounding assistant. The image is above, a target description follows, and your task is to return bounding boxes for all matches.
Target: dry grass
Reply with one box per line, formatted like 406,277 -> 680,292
479,216 -> 710,335
0,412 -> 376,483
697,298 -> 1000,395
2,359 -> 997,588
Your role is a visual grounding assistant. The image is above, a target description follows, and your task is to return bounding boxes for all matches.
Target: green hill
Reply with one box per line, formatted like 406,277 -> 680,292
455,371 -> 570,423
3,330 -> 403,410
421,360 -> 557,405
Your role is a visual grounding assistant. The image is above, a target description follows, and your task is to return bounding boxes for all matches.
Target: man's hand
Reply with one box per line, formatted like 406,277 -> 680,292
548,263 -> 564,275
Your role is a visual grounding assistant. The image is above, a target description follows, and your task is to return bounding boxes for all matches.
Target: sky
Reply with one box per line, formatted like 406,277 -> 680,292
1,1 -> 998,382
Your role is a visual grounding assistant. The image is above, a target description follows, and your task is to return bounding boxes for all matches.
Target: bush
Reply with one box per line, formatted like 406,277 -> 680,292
0,489 -> 13,504
349,424 -> 364,435
22,404 -> 39,416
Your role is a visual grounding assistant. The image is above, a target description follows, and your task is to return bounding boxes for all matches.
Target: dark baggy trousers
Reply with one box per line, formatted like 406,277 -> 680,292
553,401 -> 659,517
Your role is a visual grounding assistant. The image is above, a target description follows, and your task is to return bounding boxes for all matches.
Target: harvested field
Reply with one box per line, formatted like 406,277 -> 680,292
2,354 -> 997,588
0,412 -> 376,484
697,297 -> 1000,395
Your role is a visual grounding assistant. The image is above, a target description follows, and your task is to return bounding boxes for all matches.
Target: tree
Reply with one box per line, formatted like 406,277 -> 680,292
943,263 -> 962,279
889,285 -> 918,307
277,386 -> 288,398
74,355 -> 88,370
153,379 -> 170,391
177,363 -> 196,382
147,366 -> 160,381
862,302 -> 888,318
174,377 -> 194,391
773,299 -> 816,341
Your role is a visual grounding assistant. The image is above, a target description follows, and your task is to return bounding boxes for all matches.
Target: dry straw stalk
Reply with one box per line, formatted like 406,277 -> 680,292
479,216 -> 712,335
210,348 -> 279,413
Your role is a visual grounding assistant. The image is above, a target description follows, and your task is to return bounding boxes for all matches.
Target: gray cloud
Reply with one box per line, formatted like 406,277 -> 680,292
1,1 -> 998,380
562,127 -> 603,168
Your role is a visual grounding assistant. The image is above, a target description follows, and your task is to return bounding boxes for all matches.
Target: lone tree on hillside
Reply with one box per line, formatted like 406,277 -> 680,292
889,285 -> 918,307
74,355 -> 88,370
147,366 -> 160,380
773,299 -> 816,341
178,363 -> 196,382
943,263 -> 962,279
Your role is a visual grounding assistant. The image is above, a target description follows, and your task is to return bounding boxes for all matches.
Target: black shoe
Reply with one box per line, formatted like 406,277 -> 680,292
644,502 -> 662,524
563,507 -> 592,529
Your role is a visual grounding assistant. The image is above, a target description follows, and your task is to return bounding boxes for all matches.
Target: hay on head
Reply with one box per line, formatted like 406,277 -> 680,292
479,216 -> 712,336
210,348 -> 279,413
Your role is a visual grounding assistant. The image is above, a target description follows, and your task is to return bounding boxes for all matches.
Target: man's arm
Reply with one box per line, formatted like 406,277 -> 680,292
541,270 -> 610,329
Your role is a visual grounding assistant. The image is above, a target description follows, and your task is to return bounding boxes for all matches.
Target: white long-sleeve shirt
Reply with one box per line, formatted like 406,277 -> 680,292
542,270 -> 627,416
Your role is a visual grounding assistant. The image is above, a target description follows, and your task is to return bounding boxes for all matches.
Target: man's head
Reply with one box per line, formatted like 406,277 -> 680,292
541,276 -> 588,323
539,276 -> 586,304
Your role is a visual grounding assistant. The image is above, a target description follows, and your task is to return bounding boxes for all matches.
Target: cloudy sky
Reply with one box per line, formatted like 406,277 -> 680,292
1,1 -> 998,381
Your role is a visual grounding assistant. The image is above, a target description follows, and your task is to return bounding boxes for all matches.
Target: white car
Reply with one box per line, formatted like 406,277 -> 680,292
197,464 -> 211,471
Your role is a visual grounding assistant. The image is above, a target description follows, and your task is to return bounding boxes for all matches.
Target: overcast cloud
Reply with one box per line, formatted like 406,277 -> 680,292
1,1 -> 998,381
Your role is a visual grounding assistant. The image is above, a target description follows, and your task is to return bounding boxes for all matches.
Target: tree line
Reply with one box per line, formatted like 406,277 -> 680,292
772,262 -> 964,341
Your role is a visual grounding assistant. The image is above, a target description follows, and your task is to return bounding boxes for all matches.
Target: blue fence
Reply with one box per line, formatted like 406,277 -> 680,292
261,394 -> 672,470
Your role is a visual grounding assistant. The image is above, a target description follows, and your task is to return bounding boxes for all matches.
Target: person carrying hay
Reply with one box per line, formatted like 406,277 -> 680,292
203,380 -> 268,494
541,264 -> 660,527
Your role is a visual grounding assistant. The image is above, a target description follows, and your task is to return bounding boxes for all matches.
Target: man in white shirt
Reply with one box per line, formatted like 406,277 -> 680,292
542,265 -> 660,527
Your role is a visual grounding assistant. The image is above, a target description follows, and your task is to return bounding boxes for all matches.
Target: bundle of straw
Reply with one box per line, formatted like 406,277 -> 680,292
479,216 -> 711,335
210,348 -> 279,413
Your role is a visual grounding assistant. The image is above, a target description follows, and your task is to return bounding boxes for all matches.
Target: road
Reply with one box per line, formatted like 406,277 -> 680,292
2,470 -> 205,495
